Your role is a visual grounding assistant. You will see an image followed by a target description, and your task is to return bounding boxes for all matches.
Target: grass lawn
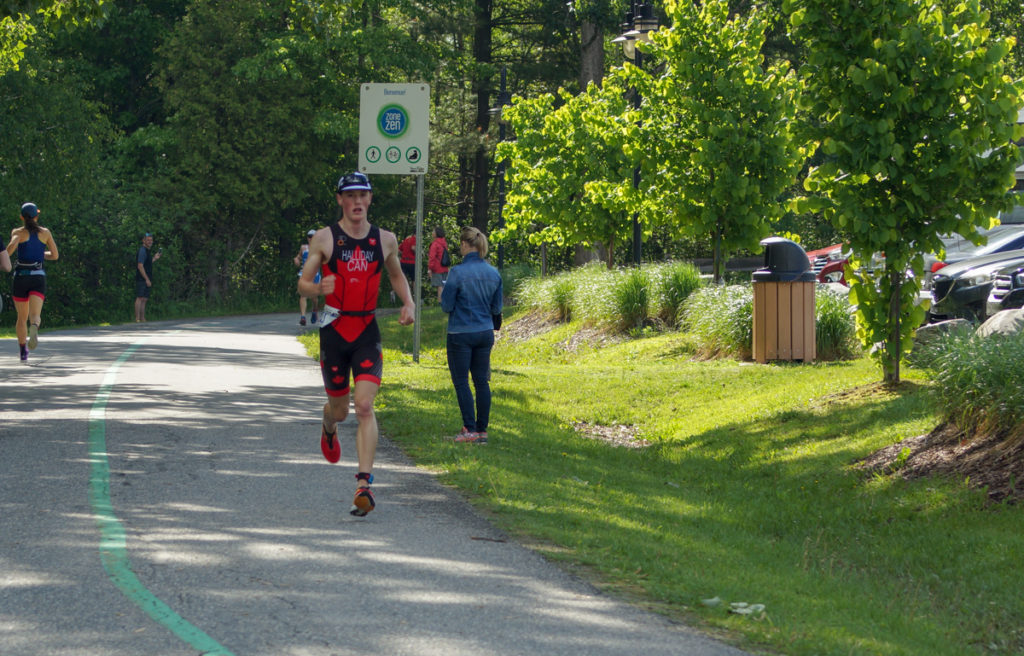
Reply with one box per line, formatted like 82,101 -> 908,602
303,307 -> 1024,656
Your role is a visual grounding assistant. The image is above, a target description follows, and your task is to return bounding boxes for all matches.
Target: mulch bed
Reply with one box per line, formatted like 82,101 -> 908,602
858,422 -> 1024,504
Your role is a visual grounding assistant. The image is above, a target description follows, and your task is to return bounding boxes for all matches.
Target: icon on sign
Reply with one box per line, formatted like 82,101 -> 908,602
406,147 -> 421,163
365,146 -> 381,163
378,104 -> 408,139
386,147 -> 401,163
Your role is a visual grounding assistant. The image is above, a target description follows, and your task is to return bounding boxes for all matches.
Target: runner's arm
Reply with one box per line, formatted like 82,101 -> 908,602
298,230 -> 333,297
43,229 -> 58,260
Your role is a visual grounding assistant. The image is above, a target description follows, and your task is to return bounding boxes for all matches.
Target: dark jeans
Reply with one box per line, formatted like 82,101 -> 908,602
446,330 -> 494,433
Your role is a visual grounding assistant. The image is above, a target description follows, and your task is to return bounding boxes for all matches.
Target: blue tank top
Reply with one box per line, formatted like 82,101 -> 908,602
16,232 -> 45,269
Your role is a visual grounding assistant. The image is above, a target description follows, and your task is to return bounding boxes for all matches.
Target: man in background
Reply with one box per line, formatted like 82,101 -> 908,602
134,233 -> 161,322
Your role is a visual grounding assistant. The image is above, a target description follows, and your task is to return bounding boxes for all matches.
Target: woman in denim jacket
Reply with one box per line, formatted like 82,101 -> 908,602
441,226 -> 503,443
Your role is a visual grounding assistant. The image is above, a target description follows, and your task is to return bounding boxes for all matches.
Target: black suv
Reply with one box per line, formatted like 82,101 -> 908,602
929,249 -> 1024,322
987,261 -> 1024,315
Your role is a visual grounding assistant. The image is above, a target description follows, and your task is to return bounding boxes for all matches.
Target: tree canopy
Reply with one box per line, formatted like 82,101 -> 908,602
634,0 -> 808,282
787,0 -> 1024,384
2,0 -> 1023,389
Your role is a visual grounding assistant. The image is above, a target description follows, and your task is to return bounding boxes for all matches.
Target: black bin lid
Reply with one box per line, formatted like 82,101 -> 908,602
752,237 -> 816,282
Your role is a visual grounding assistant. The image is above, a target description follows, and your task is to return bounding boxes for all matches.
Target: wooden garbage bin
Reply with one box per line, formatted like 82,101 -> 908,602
753,280 -> 816,363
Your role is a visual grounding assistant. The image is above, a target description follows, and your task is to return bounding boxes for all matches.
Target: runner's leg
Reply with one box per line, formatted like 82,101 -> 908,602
26,294 -> 43,350
323,394 -> 350,434
14,298 -> 28,348
351,379 -> 379,474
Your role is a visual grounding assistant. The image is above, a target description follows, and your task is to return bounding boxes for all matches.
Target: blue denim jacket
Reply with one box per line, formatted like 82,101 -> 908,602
441,252 -> 503,334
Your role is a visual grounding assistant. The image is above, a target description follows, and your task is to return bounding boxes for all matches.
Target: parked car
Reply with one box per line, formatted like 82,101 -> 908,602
923,223 -> 1024,285
806,243 -> 847,284
805,205 -> 1024,290
928,248 -> 1024,322
986,260 -> 1024,315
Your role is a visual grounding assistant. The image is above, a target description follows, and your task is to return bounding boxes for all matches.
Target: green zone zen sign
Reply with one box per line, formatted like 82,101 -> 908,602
358,83 -> 430,175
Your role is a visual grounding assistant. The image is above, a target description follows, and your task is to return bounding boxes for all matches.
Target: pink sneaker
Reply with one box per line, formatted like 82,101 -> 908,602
454,430 -> 487,444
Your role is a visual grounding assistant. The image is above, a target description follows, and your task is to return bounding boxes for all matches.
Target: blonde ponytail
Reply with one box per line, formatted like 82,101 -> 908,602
460,226 -> 488,258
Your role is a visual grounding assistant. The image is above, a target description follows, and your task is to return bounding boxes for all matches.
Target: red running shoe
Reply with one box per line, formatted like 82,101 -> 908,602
320,426 -> 341,463
350,485 -> 375,516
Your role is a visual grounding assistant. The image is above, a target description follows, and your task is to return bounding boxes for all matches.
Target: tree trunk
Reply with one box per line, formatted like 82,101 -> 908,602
473,144 -> 489,233
884,269 -> 902,386
574,243 -> 605,266
457,154 -> 471,226
713,222 -> 723,284
579,21 -> 604,91
205,252 -> 222,301
471,0 -> 493,234
571,20 -> 607,267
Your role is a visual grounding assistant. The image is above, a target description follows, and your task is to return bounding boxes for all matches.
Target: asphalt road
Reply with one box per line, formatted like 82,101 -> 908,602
0,313 -> 750,656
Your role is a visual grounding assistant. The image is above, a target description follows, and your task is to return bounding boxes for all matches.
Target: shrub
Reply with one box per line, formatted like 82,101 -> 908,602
651,261 -> 703,327
512,262 -> 609,323
683,284 -> 753,359
550,275 -> 577,321
511,274 -> 548,312
926,331 -> 1024,435
612,267 -> 650,331
815,285 -> 859,360
564,262 -> 611,325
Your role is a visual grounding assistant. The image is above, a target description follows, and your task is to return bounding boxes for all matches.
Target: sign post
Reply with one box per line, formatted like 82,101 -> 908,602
358,83 -> 430,362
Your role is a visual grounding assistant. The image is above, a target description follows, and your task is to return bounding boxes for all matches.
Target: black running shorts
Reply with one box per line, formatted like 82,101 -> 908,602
319,320 -> 383,397
12,274 -> 46,302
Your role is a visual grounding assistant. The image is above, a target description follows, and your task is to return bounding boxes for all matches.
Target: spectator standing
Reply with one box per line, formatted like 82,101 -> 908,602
428,226 -> 450,302
398,233 -> 416,284
441,226 -> 503,444
134,233 -> 161,322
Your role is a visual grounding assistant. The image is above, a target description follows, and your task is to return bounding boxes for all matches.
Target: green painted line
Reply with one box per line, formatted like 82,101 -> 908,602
88,341 -> 234,656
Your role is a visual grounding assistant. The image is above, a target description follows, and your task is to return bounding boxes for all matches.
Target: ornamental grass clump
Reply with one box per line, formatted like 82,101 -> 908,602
566,262 -> 617,326
927,331 -> 1024,435
514,271 -> 578,321
611,267 -> 650,332
550,275 -> 576,321
513,275 -> 554,314
649,261 -> 703,327
683,284 -> 753,359
815,285 -> 859,360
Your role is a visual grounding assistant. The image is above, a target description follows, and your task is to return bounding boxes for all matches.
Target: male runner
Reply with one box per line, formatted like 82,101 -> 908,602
298,172 -> 415,516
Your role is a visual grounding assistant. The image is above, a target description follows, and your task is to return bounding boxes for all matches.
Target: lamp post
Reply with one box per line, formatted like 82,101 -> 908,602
489,65 -> 512,271
613,1 -> 659,267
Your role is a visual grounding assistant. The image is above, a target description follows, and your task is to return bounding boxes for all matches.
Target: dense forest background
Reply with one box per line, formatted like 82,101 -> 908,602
1,0 -> 1022,327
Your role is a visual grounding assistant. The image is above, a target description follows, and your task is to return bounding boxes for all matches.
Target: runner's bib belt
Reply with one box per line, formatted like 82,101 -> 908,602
14,268 -> 45,277
318,304 -> 376,326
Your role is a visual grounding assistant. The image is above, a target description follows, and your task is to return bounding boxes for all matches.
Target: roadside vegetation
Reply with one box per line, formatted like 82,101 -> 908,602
297,269 -> 1024,656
